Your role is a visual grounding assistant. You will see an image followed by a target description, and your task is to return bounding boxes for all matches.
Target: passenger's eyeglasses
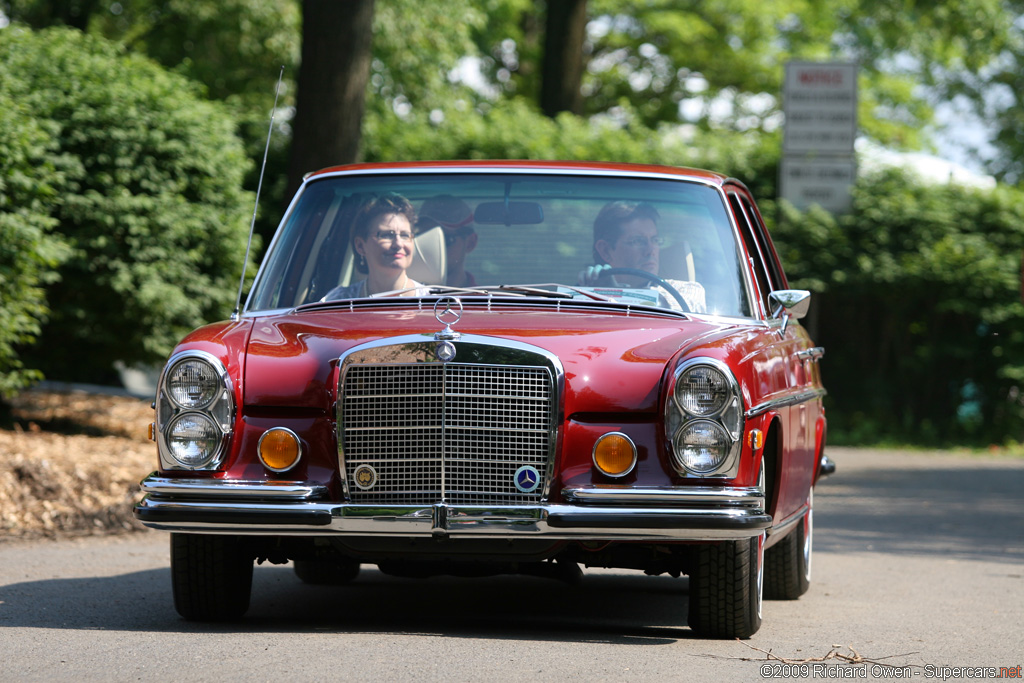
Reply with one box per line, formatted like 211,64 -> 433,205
619,235 -> 665,249
374,230 -> 415,244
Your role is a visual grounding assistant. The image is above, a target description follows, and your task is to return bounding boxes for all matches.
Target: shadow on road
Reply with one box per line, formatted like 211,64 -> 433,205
0,563 -> 698,642
814,451 -> 1024,562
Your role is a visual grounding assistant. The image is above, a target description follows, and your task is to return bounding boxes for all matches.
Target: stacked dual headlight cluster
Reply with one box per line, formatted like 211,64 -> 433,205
156,351 -> 235,470
666,358 -> 744,477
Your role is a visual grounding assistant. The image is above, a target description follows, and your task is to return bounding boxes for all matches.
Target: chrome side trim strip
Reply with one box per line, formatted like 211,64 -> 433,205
140,474 -> 327,500
745,388 -> 827,418
766,503 -> 808,538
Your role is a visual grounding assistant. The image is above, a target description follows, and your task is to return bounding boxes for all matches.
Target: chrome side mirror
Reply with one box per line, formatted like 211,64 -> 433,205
769,289 -> 812,334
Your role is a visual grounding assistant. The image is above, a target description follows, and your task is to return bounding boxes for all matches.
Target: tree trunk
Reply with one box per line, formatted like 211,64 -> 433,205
539,0 -> 587,118
286,0 -> 375,201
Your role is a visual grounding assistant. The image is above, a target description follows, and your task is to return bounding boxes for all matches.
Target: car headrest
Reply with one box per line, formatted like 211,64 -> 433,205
660,240 -> 695,282
407,225 -> 447,285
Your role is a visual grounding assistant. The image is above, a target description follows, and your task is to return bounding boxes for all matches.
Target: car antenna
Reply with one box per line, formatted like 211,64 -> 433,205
232,65 -> 285,322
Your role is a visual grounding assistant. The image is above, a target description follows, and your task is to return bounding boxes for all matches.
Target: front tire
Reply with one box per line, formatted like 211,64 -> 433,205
764,491 -> 812,600
687,533 -> 764,639
171,533 -> 253,621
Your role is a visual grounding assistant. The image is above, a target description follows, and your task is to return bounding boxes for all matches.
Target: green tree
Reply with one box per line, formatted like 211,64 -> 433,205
0,74 -> 71,397
0,26 -> 256,384
467,1 -> 1020,171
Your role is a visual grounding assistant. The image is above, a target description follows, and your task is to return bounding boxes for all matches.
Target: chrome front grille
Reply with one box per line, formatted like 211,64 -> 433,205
341,361 -> 555,505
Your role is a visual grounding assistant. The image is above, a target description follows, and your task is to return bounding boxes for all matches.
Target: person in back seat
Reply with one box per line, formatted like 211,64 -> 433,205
419,195 -> 478,288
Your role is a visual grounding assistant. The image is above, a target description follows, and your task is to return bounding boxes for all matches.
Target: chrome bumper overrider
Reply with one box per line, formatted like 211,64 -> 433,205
134,474 -> 771,540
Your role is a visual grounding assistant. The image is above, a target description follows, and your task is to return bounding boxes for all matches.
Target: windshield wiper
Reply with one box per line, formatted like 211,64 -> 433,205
494,284 -> 574,299
426,284 -> 573,299
296,282 -> 628,312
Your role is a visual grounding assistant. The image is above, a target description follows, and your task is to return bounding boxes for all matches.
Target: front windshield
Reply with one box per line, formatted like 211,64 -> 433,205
246,171 -> 752,317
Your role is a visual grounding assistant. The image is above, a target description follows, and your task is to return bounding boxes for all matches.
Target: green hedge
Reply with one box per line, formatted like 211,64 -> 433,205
773,169 -> 1024,446
0,70 -> 70,397
0,26 -> 256,384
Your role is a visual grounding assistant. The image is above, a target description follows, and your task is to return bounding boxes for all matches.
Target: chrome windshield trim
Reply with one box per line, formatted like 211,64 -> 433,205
745,388 -> 827,418
243,165 -> 745,317
140,474 -> 327,500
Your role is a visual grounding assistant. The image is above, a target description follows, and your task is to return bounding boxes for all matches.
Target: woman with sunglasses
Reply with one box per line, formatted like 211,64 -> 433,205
324,194 -> 430,299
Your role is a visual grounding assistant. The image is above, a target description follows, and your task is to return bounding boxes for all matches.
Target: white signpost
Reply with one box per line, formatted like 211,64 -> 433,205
781,62 -> 858,213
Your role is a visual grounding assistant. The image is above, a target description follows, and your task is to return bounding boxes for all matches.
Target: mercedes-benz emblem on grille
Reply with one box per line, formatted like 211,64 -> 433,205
436,340 -> 456,362
353,464 -> 378,490
433,296 -> 463,340
514,465 -> 541,493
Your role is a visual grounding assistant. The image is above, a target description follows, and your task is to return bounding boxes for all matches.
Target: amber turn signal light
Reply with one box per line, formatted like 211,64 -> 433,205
593,432 -> 637,477
258,427 -> 302,472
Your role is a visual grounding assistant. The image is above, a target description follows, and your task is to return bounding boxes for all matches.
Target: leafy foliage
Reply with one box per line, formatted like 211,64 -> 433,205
0,26 -> 256,383
364,96 -> 779,175
773,169 -> 1024,445
0,72 -> 71,396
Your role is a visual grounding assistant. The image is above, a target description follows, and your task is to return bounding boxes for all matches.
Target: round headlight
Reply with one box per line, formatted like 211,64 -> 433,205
167,359 -> 222,409
675,365 -> 731,416
166,412 -> 222,468
672,420 -> 730,474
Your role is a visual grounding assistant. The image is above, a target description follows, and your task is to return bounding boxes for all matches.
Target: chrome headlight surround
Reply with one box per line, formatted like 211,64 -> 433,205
156,350 -> 235,470
666,357 -> 744,478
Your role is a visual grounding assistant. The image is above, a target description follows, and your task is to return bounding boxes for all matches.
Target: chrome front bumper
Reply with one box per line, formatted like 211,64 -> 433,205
134,474 -> 771,541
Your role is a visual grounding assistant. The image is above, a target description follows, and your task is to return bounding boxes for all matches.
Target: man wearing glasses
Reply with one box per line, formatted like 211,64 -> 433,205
580,201 -> 706,313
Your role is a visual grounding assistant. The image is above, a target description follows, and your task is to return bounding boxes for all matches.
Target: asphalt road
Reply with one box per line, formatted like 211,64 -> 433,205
1,447 -> 1022,682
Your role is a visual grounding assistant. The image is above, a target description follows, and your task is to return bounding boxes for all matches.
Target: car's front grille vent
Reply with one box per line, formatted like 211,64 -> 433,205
341,362 -> 554,505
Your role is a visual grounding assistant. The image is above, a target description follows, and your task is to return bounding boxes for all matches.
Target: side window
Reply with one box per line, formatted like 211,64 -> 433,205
741,196 -> 786,292
728,193 -> 771,317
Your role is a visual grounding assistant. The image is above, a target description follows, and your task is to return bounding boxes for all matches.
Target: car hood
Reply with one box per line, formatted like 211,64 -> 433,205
242,305 -> 743,414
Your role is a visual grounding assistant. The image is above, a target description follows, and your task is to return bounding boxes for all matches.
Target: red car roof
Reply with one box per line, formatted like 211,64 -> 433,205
305,159 -> 729,186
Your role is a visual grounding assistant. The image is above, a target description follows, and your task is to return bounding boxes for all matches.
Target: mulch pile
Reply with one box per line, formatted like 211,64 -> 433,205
0,389 -> 156,542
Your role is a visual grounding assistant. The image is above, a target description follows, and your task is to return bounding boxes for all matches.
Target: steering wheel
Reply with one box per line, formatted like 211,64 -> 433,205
600,267 -> 691,312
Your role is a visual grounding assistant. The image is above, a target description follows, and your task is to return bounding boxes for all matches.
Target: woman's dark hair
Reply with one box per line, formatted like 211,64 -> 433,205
351,193 -> 417,274
592,201 -> 660,264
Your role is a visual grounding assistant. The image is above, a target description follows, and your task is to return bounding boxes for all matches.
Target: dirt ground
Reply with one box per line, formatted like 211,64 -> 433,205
0,389 -> 155,542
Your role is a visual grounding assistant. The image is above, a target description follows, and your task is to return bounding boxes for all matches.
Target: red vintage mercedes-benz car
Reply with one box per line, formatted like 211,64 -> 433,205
135,160 -> 828,638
